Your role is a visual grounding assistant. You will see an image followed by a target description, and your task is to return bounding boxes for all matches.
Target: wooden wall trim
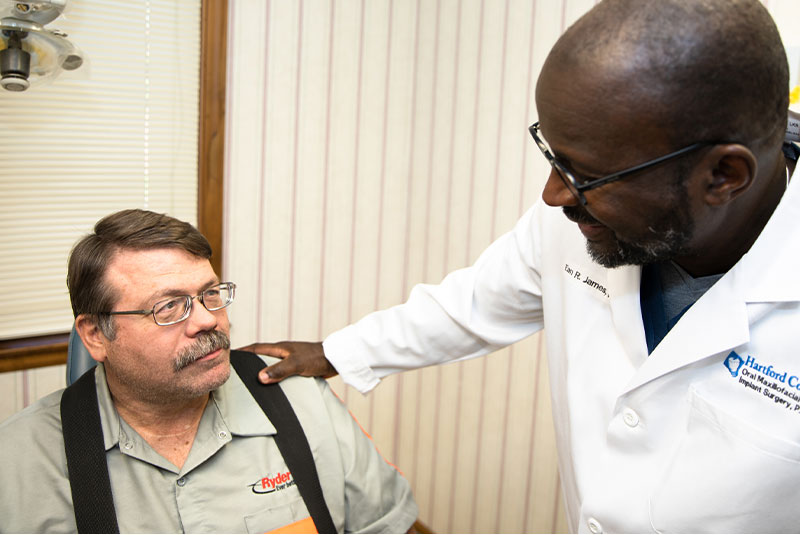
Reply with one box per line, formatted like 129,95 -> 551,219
198,0 -> 228,277
2,0 -> 227,374
0,334 -> 69,373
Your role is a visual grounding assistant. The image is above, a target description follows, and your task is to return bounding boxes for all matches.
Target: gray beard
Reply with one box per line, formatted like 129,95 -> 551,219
564,178 -> 695,268
587,223 -> 694,268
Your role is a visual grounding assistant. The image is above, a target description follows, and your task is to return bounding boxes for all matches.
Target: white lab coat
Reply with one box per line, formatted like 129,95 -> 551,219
324,168 -> 800,533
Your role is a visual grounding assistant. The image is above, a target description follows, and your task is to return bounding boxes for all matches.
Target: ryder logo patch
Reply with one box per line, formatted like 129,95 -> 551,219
249,471 -> 295,494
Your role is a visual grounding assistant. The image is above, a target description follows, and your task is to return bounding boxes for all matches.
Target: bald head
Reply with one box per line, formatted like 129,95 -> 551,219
544,0 -> 788,150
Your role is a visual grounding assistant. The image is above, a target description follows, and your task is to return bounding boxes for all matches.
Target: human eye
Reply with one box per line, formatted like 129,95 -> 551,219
159,298 -> 182,311
154,297 -> 185,322
202,285 -> 224,307
572,172 -> 596,185
555,153 -> 604,186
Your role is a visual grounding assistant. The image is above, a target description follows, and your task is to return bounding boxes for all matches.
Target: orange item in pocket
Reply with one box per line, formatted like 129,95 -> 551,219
266,516 -> 319,534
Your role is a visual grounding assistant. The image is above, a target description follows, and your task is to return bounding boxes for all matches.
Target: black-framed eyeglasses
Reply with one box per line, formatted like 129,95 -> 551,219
529,122 -> 719,205
106,282 -> 236,326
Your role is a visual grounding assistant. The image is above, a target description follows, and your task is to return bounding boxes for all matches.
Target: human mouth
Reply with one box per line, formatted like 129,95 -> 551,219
577,222 -> 608,240
196,348 -> 223,362
174,330 -> 230,372
563,207 -> 608,240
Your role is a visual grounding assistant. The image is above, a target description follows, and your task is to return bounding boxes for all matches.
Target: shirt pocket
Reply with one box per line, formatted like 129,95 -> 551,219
648,387 -> 800,533
244,497 -> 314,534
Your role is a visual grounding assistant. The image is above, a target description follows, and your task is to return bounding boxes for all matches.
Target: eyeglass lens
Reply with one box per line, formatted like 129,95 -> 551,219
552,164 -> 582,201
152,284 -> 234,325
531,124 -> 584,203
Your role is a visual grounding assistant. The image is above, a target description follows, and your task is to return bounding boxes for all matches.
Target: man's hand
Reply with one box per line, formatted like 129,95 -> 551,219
237,341 -> 338,384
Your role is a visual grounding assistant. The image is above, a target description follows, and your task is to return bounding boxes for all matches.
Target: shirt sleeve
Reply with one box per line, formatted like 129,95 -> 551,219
323,203 -> 547,393
316,378 -> 418,534
0,391 -> 77,534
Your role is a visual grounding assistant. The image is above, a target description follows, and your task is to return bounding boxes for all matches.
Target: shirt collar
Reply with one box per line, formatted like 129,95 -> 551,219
734,160 -> 800,302
94,358 -> 277,454
783,141 -> 799,164
210,361 -> 277,437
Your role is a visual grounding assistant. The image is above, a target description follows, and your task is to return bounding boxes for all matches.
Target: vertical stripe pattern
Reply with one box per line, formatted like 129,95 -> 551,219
6,2 -> 795,535
224,2 -> 586,530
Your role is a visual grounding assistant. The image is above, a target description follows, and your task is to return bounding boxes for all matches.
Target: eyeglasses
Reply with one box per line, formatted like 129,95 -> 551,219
106,282 -> 236,326
529,122 -> 719,205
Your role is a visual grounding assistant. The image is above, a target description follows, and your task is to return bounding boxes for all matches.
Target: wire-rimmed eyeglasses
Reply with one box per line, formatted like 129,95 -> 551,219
106,282 -> 236,326
529,122 -> 720,205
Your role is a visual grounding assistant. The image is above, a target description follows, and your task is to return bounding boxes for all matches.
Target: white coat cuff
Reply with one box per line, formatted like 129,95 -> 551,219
323,327 -> 381,393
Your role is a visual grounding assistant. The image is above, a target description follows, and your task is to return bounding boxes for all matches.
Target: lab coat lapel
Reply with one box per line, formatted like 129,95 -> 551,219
622,274 -> 750,393
622,171 -> 800,394
607,265 -> 648,369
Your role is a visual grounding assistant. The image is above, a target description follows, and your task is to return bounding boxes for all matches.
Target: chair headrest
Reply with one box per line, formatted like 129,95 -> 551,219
67,324 -> 97,386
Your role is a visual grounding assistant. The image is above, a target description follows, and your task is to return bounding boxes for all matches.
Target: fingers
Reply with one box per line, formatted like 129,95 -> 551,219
248,341 -> 335,384
236,342 -> 290,359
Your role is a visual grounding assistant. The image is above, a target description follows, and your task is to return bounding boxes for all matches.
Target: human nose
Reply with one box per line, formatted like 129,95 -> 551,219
184,295 -> 219,335
541,166 -> 579,207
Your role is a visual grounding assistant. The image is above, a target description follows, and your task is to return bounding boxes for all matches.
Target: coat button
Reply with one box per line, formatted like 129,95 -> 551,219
623,408 -> 640,427
587,517 -> 603,534
176,477 -> 186,487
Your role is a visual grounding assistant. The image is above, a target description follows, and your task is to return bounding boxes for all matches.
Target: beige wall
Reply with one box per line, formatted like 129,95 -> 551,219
223,0 -> 593,531
219,1 -> 798,530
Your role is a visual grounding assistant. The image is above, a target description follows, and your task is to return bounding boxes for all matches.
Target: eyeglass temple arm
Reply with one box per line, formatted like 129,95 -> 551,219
573,142 -> 711,192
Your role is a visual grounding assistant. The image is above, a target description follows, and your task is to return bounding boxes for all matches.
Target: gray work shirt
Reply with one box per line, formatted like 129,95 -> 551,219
0,356 -> 417,533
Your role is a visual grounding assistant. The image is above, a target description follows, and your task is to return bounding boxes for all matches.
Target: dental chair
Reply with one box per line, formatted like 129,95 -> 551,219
66,325 -> 96,386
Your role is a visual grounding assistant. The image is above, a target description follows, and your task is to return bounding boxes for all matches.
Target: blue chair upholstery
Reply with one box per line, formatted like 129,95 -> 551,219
67,324 -> 97,386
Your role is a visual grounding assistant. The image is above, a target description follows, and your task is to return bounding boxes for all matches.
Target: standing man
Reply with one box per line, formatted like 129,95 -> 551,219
0,209 -> 417,533
246,0 -> 800,532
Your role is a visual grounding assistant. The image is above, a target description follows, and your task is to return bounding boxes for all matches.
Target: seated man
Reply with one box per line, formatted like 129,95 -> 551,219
0,209 -> 417,533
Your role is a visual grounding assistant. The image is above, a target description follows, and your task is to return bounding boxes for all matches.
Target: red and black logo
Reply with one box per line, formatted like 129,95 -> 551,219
248,471 -> 295,494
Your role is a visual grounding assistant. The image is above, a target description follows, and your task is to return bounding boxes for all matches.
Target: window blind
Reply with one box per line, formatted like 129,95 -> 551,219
0,0 -> 201,339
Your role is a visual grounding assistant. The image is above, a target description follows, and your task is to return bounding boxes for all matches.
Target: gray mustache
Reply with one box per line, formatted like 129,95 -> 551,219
174,330 -> 231,372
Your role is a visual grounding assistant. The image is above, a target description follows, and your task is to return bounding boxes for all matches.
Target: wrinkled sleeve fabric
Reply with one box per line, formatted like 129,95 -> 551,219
314,378 -> 418,533
324,203 -> 547,393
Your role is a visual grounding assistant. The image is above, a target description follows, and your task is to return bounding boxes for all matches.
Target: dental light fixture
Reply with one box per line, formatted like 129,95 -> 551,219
0,0 -> 83,91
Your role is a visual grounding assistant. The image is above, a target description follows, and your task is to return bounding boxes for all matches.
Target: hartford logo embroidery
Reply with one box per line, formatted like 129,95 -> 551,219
725,350 -> 800,414
249,471 -> 295,494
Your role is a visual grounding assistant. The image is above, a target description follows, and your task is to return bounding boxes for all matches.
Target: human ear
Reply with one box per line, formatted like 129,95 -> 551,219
702,144 -> 757,206
74,314 -> 109,363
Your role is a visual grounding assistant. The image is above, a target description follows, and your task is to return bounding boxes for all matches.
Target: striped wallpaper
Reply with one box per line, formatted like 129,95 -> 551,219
223,0 -> 593,531
3,0 -> 797,533
221,1 -> 797,530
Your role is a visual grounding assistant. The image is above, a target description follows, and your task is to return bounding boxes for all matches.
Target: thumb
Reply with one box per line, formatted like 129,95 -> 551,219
258,358 -> 299,384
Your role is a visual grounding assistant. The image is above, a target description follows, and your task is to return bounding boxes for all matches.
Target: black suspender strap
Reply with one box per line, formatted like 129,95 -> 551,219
60,370 -> 120,534
60,351 -> 336,534
230,350 -> 337,534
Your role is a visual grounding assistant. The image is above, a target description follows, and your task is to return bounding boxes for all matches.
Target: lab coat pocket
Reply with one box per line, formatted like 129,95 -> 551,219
244,497 -> 314,534
649,387 -> 800,533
